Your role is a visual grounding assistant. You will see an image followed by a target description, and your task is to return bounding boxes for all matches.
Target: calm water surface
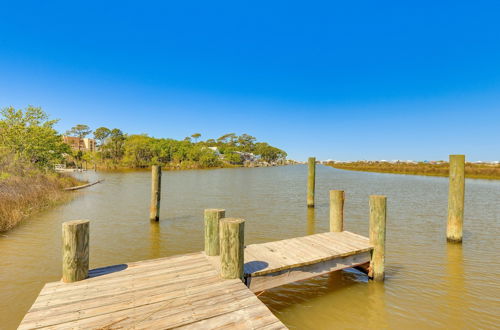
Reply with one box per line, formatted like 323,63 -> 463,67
0,165 -> 499,329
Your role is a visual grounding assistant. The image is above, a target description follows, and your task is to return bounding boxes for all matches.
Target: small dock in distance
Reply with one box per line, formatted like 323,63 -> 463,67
19,231 -> 374,329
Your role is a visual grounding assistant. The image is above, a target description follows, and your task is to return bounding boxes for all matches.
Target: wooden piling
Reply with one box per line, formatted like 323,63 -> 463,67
204,209 -> 225,256
369,195 -> 386,281
307,157 -> 316,207
62,220 -> 89,283
447,154 -> 465,243
329,190 -> 345,232
149,165 -> 161,221
219,218 -> 245,280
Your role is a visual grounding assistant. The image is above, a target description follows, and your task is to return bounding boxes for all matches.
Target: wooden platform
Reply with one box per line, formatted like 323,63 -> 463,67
19,231 -> 373,329
243,231 -> 373,292
19,253 -> 286,329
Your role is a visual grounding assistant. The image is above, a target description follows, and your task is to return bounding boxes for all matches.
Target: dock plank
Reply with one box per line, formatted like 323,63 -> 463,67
19,231 -> 373,329
19,253 -> 285,329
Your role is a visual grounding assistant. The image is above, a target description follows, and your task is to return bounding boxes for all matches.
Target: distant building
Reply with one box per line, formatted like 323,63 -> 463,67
63,136 -> 96,152
207,146 -> 221,156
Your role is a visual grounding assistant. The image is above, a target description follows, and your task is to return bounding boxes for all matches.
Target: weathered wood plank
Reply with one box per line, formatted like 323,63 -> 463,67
247,251 -> 371,292
245,231 -> 372,277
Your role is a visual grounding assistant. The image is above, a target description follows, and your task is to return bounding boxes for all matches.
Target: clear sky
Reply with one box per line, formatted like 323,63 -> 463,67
1,1 -> 499,161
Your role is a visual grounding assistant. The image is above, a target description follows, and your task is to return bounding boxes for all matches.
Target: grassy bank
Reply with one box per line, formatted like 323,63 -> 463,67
326,161 -> 500,180
0,156 -> 84,232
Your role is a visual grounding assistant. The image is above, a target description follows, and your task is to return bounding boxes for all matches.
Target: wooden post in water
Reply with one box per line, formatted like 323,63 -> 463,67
150,165 -> 161,221
369,195 -> 386,281
307,157 -> 316,207
204,209 -> 225,256
329,190 -> 345,232
220,218 -> 245,280
62,220 -> 89,283
447,154 -> 465,243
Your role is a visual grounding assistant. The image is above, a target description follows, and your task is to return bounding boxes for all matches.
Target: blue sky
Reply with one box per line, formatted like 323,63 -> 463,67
1,1 -> 499,161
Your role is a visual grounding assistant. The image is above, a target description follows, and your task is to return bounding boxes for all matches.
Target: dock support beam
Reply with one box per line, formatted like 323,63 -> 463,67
447,154 -> 465,243
307,157 -> 316,207
204,209 -> 225,256
150,165 -> 161,221
220,218 -> 245,280
369,195 -> 386,281
62,220 -> 89,283
329,190 -> 344,232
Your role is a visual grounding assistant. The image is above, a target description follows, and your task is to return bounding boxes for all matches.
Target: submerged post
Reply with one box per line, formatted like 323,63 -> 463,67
307,157 -> 316,207
369,195 -> 386,281
62,220 -> 89,283
219,218 -> 245,280
329,190 -> 345,232
204,209 -> 225,256
447,154 -> 465,243
150,165 -> 161,221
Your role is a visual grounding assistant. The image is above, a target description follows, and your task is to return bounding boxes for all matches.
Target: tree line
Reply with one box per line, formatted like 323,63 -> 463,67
1,107 -> 288,171
65,125 -> 287,168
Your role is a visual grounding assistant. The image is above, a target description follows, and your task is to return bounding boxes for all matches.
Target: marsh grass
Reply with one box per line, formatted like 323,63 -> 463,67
0,154 -> 83,232
327,161 -> 500,180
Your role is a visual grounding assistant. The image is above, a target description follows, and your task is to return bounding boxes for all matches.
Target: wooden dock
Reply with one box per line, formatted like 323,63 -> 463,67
19,231 -> 373,329
18,252 -> 286,329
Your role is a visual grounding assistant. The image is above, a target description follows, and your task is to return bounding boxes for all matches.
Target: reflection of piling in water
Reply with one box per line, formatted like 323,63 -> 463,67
149,165 -> 161,221
62,220 -> 89,283
366,280 -> 388,327
307,157 -> 316,207
330,190 -> 345,232
447,154 -> 465,243
149,221 -> 161,259
307,207 -> 316,235
444,243 -> 466,326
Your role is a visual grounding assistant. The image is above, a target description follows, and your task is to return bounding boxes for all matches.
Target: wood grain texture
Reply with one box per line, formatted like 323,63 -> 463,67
19,252 -> 285,330
447,154 -> 465,243
204,208 -> 225,256
369,195 -> 386,281
149,165 -> 161,221
329,190 -> 345,232
220,218 -> 245,280
62,220 -> 89,283
244,231 -> 373,277
307,157 -> 316,207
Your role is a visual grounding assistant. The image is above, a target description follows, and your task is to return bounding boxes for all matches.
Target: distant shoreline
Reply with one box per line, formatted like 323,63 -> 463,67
325,161 -> 500,180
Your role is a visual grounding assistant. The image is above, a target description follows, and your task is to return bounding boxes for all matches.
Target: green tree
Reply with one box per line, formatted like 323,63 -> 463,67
0,106 -> 70,168
237,134 -> 256,152
104,128 -> 125,162
191,133 -> 201,143
217,133 -> 237,145
66,124 -> 92,139
123,134 -> 154,167
223,151 -> 243,165
93,127 -> 111,146
254,142 -> 287,163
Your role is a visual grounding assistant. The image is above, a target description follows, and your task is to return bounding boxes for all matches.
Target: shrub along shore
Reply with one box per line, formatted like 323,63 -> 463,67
326,161 -> 500,180
0,106 -> 86,232
0,154 -> 83,232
